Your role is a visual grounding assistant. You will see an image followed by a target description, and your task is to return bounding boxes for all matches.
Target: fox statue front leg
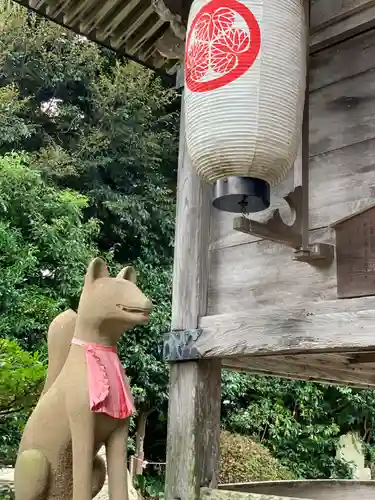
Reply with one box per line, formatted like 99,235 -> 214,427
69,408 -> 96,500
106,419 -> 130,500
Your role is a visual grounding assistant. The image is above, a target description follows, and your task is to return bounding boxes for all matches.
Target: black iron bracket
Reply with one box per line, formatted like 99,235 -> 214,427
163,328 -> 202,361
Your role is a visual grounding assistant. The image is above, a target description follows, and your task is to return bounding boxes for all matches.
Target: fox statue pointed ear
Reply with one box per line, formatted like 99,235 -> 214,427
85,257 -> 109,285
117,265 -> 137,284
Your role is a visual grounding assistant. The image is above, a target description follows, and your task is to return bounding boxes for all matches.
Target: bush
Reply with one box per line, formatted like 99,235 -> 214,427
219,430 -> 295,484
0,338 -> 46,467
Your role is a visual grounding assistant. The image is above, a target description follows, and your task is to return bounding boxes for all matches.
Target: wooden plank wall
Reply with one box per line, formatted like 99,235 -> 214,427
208,28 -> 375,316
310,0 -> 375,51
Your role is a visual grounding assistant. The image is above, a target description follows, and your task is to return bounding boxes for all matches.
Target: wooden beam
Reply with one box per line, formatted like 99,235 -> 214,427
222,356 -> 375,389
310,1 -> 375,53
200,488 -> 311,500
170,75 -> 211,331
164,74 -> 221,500
166,361 -> 221,500
220,480 -> 375,498
224,364 -> 375,389
349,352 -> 375,364
183,296 -> 375,359
310,0 -> 375,33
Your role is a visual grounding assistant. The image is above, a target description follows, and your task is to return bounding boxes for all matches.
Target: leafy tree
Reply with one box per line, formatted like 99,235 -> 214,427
2,1 -> 375,486
0,2 -> 177,469
0,4 -> 179,266
0,152 -> 99,350
0,337 -> 45,467
221,371 -> 375,478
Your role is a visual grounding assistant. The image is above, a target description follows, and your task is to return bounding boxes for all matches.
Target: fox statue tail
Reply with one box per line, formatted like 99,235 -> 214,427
40,308 -> 77,397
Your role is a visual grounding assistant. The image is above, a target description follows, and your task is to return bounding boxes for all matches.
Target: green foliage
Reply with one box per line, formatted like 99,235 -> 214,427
0,5 -> 179,266
134,474 -> 165,500
219,430 -> 295,483
0,1 -> 176,466
221,371 -> 373,479
0,338 -> 45,466
0,85 -> 33,144
3,0 -> 375,485
0,152 -> 99,350
0,338 -> 45,415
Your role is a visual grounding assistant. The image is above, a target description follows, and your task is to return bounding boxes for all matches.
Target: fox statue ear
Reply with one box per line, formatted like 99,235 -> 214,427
85,257 -> 109,285
117,266 -> 137,284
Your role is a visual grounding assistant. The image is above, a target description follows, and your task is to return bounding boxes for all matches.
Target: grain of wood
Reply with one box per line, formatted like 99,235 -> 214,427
165,94 -> 221,500
308,138 -> 375,229
170,99 -> 211,329
283,352 -> 375,371
310,28 -> 375,91
166,361 -> 221,500
211,29 -> 375,251
166,364 -> 199,500
310,68 -> 375,156
221,480 -> 375,500
199,295 -> 375,358
222,356 -> 375,388
208,227 -> 335,315
223,361 -> 375,389
200,487 -> 310,500
310,0 -> 375,32
311,4 -> 375,52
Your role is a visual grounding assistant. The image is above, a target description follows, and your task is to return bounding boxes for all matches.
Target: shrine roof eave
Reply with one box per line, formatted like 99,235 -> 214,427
12,0 -> 192,80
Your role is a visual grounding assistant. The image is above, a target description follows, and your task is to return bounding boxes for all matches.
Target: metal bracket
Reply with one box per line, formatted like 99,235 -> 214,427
163,328 -> 202,361
233,186 -> 334,265
293,243 -> 334,264
233,186 -> 303,249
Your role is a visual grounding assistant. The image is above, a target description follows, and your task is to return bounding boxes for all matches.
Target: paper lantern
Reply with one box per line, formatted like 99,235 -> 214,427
184,0 -> 307,213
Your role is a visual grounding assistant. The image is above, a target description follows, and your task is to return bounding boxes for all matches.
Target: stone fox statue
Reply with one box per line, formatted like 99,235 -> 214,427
15,258 -> 153,500
32,266 -> 134,499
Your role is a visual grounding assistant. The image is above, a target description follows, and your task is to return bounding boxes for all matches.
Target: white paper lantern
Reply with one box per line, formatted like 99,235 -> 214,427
184,0 -> 307,212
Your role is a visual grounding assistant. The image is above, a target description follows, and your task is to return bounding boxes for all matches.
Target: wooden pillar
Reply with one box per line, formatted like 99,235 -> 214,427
164,74 -> 221,500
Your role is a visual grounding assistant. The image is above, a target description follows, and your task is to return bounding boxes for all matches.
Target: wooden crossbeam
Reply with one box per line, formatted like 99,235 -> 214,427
201,488 -> 312,500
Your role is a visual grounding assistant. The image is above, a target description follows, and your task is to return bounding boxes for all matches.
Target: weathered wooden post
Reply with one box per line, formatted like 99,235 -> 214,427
163,70 -> 221,500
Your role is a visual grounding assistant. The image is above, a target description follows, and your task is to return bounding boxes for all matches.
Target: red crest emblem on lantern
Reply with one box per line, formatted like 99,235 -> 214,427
185,0 -> 261,92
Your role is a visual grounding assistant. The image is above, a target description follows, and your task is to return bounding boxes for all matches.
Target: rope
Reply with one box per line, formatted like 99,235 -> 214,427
132,455 -> 166,467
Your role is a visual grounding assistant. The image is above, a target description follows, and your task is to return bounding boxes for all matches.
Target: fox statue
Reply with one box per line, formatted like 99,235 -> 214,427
34,265 -> 137,498
14,257 -> 153,500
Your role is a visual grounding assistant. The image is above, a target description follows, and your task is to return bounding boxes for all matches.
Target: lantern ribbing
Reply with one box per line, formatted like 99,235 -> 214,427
184,0 -> 307,213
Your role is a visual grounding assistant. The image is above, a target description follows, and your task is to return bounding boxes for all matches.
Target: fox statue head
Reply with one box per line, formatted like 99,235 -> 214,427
75,257 -> 153,344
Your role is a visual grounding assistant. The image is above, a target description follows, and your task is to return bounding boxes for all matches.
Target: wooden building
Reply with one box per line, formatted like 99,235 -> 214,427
11,0 -> 375,499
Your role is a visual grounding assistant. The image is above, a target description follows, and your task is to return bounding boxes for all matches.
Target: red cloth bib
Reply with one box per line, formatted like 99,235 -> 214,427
71,338 -> 135,419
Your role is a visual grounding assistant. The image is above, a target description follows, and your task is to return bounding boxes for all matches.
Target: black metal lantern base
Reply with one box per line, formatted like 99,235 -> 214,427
212,176 -> 270,213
